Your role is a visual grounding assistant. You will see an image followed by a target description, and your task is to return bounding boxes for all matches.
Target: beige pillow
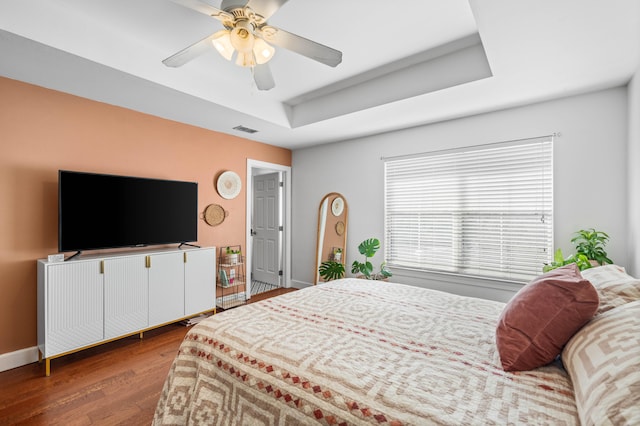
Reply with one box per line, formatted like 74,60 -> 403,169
581,265 -> 640,314
562,300 -> 640,426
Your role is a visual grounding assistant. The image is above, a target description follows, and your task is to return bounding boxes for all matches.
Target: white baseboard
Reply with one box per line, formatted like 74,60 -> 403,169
291,280 -> 312,289
0,346 -> 39,373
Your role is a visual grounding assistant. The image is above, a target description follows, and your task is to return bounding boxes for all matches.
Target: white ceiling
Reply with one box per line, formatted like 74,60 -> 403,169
0,0 -> 638,149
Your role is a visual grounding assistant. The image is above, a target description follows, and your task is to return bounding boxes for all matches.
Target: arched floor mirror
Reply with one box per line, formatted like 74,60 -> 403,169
314,192 -> 348,284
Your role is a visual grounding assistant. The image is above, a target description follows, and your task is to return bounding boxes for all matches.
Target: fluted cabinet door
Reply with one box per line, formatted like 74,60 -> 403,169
184,248 -> 215,316
104,256 -> 149,339
45,261 -> 104,357
148,252 -> 184,327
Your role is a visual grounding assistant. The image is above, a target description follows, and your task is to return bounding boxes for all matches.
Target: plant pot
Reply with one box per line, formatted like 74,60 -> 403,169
356,274 -> 389,282
226,254 -> 238,265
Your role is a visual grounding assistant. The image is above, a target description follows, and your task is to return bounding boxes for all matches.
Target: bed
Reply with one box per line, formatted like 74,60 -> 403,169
154,267 -> 640,425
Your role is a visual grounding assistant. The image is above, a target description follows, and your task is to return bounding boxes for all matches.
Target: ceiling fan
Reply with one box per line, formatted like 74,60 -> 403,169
163,0 -> 343,91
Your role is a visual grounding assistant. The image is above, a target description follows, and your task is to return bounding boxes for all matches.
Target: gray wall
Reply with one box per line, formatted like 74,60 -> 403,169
628,67 -> 640,276
292,87 -> 629,301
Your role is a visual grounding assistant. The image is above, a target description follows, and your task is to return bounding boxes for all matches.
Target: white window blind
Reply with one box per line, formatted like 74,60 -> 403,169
384,136 -> 553,282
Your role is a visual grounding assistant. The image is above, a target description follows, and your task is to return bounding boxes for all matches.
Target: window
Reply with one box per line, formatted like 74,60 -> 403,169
384,136 -> 553,282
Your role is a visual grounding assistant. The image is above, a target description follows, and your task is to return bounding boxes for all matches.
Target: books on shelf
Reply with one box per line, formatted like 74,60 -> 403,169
219,269 -> 229,287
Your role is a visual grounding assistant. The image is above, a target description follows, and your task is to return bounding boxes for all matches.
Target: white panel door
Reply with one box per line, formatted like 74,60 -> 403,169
103,255 -> 148,339
148,252 -> 184,327
46,261 -> 103,357
252,172 -> 280,286
184,248 -> 216,316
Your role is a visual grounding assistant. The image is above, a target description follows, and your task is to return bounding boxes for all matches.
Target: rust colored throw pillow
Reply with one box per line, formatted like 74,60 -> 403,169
496,264 -> 599,371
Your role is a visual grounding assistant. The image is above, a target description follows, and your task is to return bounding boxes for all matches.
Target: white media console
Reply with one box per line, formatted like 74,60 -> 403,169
37,246 -> 216,375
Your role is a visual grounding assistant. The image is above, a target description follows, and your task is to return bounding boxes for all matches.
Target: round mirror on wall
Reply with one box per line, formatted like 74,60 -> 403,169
314,192 -> 348,284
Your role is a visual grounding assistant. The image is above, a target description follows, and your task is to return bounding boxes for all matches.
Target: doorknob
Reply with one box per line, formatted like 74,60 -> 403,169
251,229 -> 257,236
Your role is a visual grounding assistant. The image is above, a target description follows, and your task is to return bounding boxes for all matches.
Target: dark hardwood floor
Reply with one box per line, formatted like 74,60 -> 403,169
0,288 -> 297,425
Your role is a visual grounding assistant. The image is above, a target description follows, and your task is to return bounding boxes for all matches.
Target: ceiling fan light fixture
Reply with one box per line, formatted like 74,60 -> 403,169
211,30 -> 234,61
236,51 -> 256,67
230,21 -> 255,53
253,38 -> 275,65
212,23 -> 272,67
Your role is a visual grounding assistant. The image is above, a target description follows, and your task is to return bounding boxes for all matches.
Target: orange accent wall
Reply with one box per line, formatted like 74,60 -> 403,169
0,77 -> 291,356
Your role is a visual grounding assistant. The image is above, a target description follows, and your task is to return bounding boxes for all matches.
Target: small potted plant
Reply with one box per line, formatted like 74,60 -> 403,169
332,247 -> 343,262
225,246 -> 241,265
543,248 -> 592,272
351,238 -> 392,280
571,228 -> 613,266
318,260 -> 345,281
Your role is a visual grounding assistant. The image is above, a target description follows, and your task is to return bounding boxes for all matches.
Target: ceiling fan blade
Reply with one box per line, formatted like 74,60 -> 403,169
246,0 -> 290,20
162,33 -> 216,67
256,27 -> 342,67
252,64 -> 275,90
169,0 -> 233,22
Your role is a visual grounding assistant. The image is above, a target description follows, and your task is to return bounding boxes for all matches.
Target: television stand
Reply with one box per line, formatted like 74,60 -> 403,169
65,251 -> 82,261
37,246 -> 216,375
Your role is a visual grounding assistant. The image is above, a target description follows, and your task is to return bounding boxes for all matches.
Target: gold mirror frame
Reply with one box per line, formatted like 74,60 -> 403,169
314,192 -> 348,284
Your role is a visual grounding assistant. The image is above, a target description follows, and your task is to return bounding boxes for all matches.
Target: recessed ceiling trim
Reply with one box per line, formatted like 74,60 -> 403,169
286,34 -> 484,106
286,35 -> 493,128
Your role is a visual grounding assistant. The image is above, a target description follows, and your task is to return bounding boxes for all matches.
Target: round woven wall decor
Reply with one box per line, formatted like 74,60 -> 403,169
203,204 -> 227,226
216,171 -> 241,199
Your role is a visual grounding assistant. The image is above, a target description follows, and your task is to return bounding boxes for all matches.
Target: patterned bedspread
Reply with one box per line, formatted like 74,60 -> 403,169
154,279 -> 578,425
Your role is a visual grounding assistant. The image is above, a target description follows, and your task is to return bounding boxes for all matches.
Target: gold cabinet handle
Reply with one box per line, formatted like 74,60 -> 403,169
100,260 -> 104,274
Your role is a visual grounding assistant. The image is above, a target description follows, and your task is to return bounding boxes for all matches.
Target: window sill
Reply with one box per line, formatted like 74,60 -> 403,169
388,266 -> 526,303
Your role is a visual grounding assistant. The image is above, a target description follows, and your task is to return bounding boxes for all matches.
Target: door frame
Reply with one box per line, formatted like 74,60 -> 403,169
246,159 -> 292,295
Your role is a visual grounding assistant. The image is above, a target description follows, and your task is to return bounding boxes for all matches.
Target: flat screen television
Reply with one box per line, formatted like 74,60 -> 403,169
58,170 -> 198,253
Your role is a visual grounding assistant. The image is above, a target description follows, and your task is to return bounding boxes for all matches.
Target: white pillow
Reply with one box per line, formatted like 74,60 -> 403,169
580,265 -> 640,314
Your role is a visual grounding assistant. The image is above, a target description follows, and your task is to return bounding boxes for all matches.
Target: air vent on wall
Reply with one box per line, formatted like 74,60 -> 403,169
233,125 -> 258,134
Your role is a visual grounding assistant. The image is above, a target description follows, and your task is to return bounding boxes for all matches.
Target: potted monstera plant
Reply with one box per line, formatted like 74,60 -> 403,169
351,238 -> 392,280
318,260 -> 345,281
